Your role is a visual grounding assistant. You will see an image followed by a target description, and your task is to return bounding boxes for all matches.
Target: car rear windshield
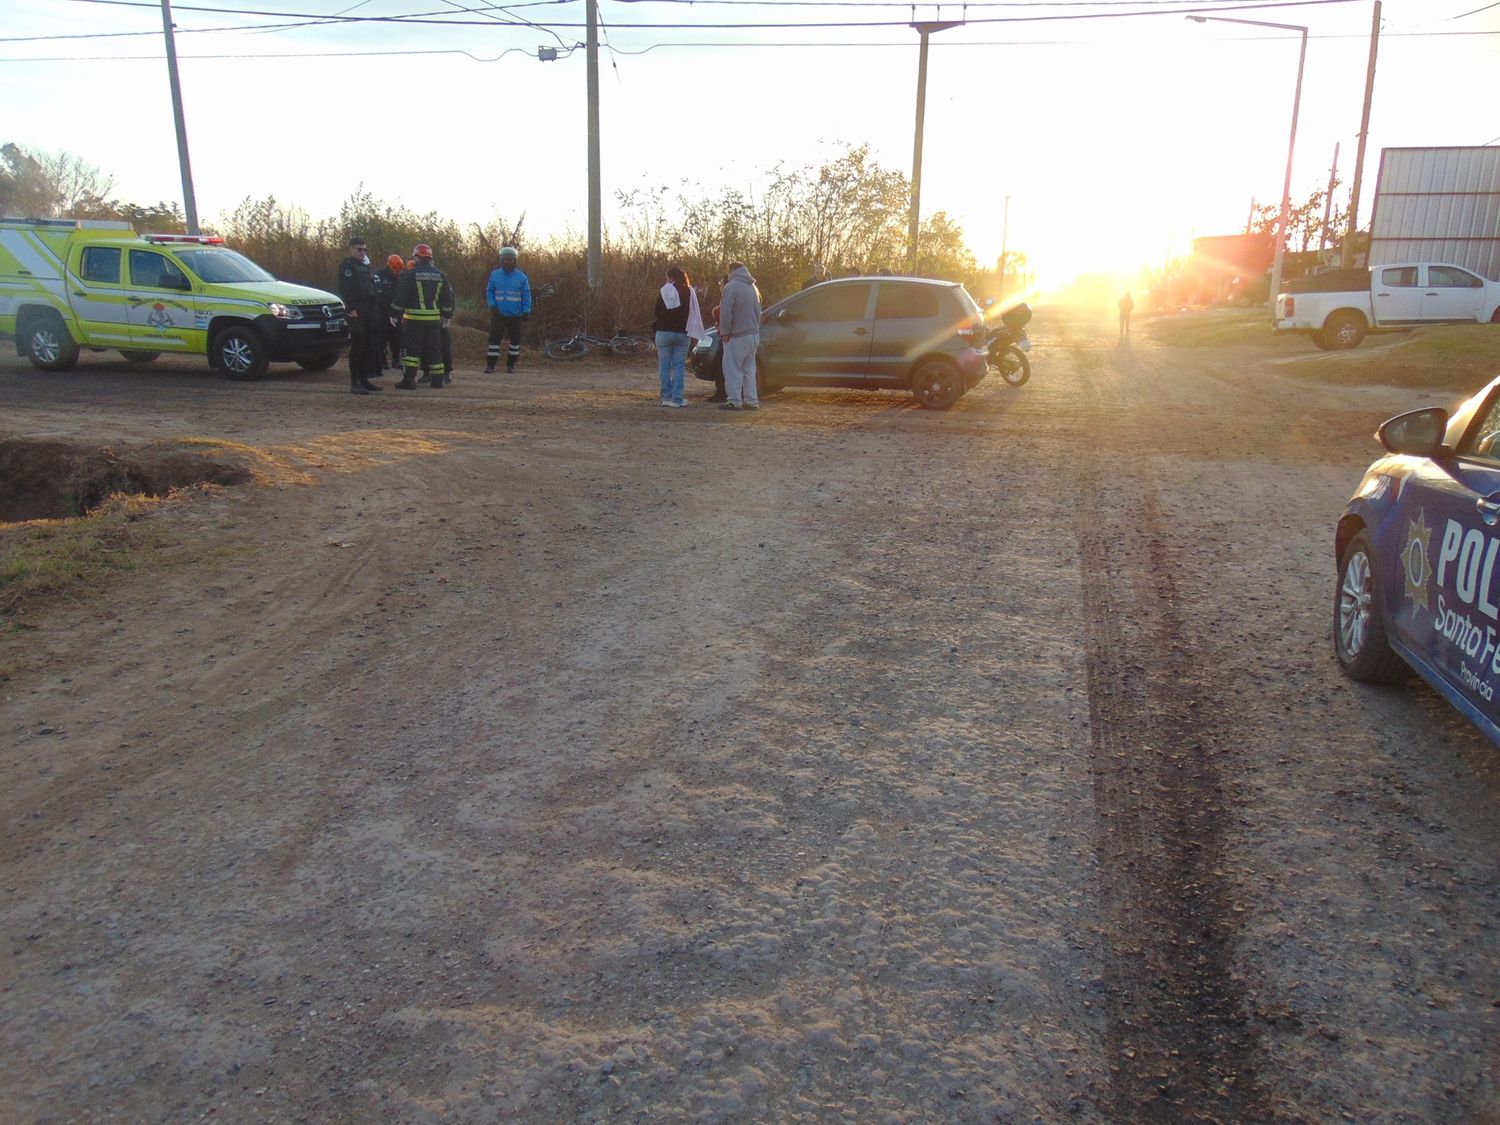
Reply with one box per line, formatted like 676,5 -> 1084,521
174,248 -> 277,284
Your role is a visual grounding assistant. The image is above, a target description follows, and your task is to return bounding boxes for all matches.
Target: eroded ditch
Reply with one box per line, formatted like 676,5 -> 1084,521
0,438 -> 248,522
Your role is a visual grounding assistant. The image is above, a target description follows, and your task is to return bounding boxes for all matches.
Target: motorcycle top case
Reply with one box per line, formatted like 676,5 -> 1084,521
1000,303 -> 1032,331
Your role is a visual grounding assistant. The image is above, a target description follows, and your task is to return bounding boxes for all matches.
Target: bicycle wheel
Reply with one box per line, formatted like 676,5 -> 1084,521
608,335 -> 655,357
544,338 -> 591,360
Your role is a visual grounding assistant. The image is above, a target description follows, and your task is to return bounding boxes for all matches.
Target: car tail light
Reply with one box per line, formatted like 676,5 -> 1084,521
1283,297 -> 1295,316
956,317 -> 981,339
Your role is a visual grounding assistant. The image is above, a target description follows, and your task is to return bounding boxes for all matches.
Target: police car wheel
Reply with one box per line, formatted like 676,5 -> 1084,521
214,326 -> 269,381
24,312 -> 80,372
1334,530 -> 1407,683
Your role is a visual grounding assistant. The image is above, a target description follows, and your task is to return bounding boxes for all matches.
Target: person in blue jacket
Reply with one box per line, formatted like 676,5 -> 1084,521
484,246 -> 532,373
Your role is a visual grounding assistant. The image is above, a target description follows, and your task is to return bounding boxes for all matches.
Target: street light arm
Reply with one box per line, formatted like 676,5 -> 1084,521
1186,14 -> 1308,34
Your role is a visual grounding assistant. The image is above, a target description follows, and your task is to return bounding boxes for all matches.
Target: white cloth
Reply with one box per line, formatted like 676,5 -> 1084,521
660,282 -> 706,339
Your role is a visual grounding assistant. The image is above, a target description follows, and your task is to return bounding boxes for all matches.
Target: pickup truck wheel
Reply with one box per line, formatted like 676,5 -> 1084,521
296,351 -> 341,371
213,326 -> 269,381
910,358 -> 963,410
1321,311 -> 1367,350
24,312 -> 80,371
119,350 -> 161,363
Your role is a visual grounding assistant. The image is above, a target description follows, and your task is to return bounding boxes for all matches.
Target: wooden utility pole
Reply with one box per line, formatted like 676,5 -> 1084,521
586,0 -> 601,289
1342,1 -> 1381,268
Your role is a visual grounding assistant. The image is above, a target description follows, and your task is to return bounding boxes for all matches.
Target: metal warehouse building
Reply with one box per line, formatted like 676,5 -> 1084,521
1370,146 -> 1500,280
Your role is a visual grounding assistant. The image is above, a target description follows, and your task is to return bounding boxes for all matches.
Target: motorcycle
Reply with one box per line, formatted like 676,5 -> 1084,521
986,301 -> 1032,387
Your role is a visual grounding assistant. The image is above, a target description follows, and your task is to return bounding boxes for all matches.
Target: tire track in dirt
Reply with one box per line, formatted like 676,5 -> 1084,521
1065,323 -> 1269,1122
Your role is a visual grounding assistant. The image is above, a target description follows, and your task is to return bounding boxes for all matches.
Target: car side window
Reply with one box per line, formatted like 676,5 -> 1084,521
1381,267 -> 1418,287
792,283 -> 871,323
128,249 -> 189,290
1462,397 -> 1500,460
875,284 -> 939,320
80,246 -> 121,284
1430,266 -> 1482,289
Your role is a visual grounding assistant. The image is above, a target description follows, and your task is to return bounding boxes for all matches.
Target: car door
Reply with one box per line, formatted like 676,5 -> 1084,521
1383,392 -> 1500,720
1373,265 -> 1423,323
65,244 -> 135,347
761,282 -> 874,380
868,281 -> 942,382
124,248 -> 199,351
1423,265 -> 1486,322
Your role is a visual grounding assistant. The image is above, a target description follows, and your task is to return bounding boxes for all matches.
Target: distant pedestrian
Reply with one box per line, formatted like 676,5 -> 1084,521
337,235 -> 382,395
718,261 -> 763,412
484,246 -> 531,374
801,262 -> 831,291
652,263 -> 704,408
390,243 -> 455,390
1119,291 -> 1134,338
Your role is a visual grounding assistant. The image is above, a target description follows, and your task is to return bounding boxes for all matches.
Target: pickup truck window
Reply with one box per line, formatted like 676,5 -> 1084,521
128,249 -> 190,291
1381,267 -> 1419,287
1430,266 -> 1483,289
80,246 -> 121,284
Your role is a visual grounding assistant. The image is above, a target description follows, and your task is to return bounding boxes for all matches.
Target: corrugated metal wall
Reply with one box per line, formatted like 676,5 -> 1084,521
1369,147 -> 1500,280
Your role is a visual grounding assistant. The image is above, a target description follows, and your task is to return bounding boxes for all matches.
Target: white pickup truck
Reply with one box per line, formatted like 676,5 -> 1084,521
1275,263 -> 1500,350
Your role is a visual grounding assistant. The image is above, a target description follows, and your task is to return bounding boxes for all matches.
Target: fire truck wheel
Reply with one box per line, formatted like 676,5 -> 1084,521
213,326 -> 269,381
23,311 -> 80,372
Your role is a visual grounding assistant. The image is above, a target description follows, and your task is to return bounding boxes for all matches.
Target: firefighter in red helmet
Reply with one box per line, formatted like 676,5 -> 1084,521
389,243 -> 455,390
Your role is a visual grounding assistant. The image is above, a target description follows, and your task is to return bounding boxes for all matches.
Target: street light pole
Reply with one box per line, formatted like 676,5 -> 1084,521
1188,15 -> 1307,324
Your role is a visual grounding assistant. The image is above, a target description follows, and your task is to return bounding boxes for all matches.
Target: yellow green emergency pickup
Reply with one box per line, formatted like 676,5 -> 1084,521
0,218 -> 349,380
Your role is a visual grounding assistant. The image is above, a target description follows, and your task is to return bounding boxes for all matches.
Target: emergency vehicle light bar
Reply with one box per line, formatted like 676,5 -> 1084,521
144,234 -> 225,245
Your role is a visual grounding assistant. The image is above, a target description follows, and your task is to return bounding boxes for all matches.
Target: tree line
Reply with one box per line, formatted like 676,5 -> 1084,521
2,141 -> 1006,339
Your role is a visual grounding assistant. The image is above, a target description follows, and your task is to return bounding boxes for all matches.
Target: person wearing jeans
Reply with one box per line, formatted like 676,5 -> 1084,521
652,264 -> 704,408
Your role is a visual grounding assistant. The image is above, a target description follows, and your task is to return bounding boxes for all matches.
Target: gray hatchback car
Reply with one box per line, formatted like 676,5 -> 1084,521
693,276 -> 991,409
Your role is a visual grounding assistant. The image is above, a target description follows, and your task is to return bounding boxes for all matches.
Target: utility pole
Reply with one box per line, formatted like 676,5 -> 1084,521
159,0 -> 199,233
585,0 -> 601,290
1244,196 -> 1257,235
1320,142 -> 1340,254
906,20 -> 959,274
1343,0 -> 1381,268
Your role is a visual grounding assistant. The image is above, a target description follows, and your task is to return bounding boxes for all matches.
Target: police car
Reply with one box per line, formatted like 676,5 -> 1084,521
1336,373 -> 1500,744
0,217 -> 348,380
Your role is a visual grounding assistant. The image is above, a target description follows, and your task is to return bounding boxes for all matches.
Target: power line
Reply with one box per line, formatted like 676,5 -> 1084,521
49,0 -> 1362,31
5,25 -> 1493,62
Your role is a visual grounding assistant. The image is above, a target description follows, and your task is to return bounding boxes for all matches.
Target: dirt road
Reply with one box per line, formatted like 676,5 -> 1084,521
2,310 -> 1497,1122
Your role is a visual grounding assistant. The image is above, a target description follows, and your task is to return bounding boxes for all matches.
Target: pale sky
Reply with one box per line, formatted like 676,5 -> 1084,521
3,0 -> 1497,288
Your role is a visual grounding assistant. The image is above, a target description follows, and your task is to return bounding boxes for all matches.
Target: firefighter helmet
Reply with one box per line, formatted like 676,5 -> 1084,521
413,243 -> 433,259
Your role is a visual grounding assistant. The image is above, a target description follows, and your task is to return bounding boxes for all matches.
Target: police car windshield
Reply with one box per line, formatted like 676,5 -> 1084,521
174,248 -> 277,284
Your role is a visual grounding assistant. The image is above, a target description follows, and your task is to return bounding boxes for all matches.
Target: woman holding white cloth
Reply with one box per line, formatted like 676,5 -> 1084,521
651,264 -> 704,408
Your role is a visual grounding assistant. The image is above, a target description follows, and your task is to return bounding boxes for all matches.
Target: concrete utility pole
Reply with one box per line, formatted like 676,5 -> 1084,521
998,194 -> 1010,296
907,20 -> 959,274
1320,142 -> 1340,253
159,0 -> 199,233
1343,1 -> 1381,269
586,0 -> 601,290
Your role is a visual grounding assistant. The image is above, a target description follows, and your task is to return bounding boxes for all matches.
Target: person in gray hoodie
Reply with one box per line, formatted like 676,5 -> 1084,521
717,261 -> 763,410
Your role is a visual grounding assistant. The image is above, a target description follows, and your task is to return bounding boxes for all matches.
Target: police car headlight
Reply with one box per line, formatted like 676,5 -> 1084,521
267,303 -> 303,320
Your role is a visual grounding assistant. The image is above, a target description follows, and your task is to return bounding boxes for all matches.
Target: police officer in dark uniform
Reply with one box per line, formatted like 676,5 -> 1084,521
337,235 -> 382,395
390,243 -> 455,390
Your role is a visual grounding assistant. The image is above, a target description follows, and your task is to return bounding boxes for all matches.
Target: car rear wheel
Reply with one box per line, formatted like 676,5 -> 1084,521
1321,311 -> 1367,350
1334,530 -> 1407,682
910,359 -> 963,410
24,311 -> 80,371
213,326 -> 269,381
